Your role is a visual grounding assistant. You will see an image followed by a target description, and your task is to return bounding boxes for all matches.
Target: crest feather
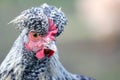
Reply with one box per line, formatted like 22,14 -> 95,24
9,3 -> 67,37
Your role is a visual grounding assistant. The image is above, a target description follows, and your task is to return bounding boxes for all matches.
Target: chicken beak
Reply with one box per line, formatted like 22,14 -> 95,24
36,41 -> 56,59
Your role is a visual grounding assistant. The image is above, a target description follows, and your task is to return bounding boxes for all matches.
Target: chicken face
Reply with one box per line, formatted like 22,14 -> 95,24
24,31 -> 53,60
24,18 -> 57,60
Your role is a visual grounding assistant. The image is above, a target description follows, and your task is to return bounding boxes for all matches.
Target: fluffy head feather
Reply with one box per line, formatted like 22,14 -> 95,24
9,3 -> 67,37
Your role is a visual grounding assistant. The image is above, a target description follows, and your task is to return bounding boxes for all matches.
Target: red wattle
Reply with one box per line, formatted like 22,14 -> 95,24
36,49 -> 45,59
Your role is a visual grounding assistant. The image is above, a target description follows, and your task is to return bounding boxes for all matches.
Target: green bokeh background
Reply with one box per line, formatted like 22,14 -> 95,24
0,0 -> 120,80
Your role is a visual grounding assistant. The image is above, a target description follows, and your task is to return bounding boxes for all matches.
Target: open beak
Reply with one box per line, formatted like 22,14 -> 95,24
44,48 -> 54,57
36,41 -> 56,60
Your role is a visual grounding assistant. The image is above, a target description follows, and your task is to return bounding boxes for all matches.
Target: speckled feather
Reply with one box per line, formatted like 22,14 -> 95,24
0,4 -> 95,80
9,3 -> 67,37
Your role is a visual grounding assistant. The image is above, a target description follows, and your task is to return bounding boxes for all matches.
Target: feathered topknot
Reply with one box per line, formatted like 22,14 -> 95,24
41,3 -> 67,36
9,7 -> 49,36
9,3 -> 67,37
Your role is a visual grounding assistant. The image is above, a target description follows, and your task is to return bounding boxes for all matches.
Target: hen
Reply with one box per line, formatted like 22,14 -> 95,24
0,4 -> 95,80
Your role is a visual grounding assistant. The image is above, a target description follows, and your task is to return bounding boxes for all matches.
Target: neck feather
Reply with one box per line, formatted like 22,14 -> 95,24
0,28 -> 78,80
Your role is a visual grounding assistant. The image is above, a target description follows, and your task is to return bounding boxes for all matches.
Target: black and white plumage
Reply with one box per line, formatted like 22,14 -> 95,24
0,3 -> 95,80
10,3 -> 67,37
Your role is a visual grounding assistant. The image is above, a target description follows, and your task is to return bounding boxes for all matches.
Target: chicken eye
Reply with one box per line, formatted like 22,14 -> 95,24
29,31 -> 41,41
33,33 -> 38,38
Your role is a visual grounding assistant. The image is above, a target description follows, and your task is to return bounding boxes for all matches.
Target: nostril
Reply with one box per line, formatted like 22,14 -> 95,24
43,44 -> 50,49
45,46 -> 49,49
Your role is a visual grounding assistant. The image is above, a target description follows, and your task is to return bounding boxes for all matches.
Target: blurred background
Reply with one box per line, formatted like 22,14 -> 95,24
0,0 -> 120,80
